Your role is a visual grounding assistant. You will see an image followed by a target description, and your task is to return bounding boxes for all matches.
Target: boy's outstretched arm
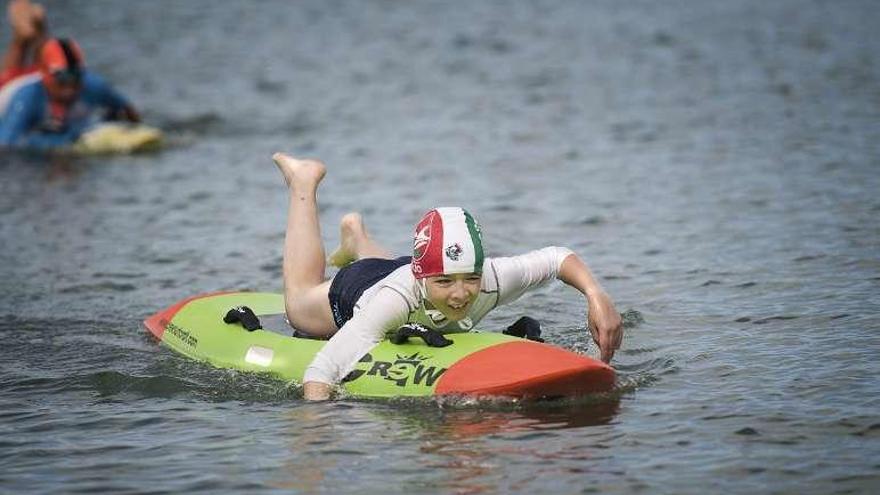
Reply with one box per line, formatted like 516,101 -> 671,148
557,253 -> 623,363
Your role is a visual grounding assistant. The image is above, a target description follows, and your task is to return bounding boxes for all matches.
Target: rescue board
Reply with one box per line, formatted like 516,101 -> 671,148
144,292 -> 615,399
72,122 -> 163,154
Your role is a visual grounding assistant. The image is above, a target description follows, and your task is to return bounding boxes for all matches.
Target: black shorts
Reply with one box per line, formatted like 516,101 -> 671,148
328,256 -> 412,329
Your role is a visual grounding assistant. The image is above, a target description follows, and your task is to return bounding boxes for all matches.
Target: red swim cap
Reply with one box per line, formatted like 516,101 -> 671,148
411,207 -> 484,279
39,38 -> 85,84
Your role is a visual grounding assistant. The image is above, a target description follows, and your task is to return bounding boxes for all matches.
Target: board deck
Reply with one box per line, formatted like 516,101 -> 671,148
144,292 -> 615,399
72,123 -> 163,154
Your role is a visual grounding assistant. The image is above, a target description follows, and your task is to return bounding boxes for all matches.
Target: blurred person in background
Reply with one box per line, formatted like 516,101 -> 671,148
0,0 -> 140,150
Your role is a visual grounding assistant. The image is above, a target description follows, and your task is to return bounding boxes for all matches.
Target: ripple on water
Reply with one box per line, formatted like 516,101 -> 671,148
88,370 -> 200,398
621,309 -> 645,328
58,282 -> 138,293
751,315 -> 800,325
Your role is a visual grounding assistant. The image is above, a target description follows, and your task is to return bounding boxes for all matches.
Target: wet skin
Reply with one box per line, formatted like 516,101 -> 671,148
424,272 -> 482,321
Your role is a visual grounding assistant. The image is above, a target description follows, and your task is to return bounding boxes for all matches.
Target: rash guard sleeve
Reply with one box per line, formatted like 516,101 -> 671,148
80,72 -> 131,116
489,246 -> 574,307
0,92 -> 78,149
0,86 -> 39,147
303,286 -> 410,385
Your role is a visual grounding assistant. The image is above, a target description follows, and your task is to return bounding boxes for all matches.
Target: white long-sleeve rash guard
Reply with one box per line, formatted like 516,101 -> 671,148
303,246 -> 574,385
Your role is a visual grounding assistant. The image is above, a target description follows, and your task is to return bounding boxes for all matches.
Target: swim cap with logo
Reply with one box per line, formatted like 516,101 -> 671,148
411,207 -> 484,279
39,38 -> 85,85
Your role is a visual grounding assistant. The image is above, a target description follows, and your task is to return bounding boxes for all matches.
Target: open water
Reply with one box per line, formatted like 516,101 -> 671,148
1,1 -> 878,493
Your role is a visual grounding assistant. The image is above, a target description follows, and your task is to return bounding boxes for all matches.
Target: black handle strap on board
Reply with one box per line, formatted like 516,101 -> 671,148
223,306 -> 262,331
391,323 -> 453,347
503,316 -> 544,343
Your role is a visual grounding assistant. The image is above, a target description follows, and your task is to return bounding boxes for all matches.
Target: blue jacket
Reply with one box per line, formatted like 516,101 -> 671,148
0,70 -> 131,149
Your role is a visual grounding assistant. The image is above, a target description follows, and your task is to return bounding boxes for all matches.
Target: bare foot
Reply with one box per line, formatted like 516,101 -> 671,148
328,212 -> 392,266
29,1 -> 43,35
272,152 -> 326,190
327,212 -> 364,267
8,0 -> 43,41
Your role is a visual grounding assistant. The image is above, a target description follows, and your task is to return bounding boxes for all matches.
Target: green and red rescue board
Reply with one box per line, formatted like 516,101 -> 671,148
144,292 -> 614,399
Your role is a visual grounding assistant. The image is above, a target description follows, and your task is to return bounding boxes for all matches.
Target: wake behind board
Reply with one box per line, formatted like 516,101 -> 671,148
72,122 -> 163,155
144,292 -> 615,399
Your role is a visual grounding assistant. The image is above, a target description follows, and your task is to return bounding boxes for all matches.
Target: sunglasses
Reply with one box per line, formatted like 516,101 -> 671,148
51,69 -> 82,86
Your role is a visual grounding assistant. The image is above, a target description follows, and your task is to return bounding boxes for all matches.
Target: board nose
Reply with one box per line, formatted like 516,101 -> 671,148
434,341 -> 615,398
